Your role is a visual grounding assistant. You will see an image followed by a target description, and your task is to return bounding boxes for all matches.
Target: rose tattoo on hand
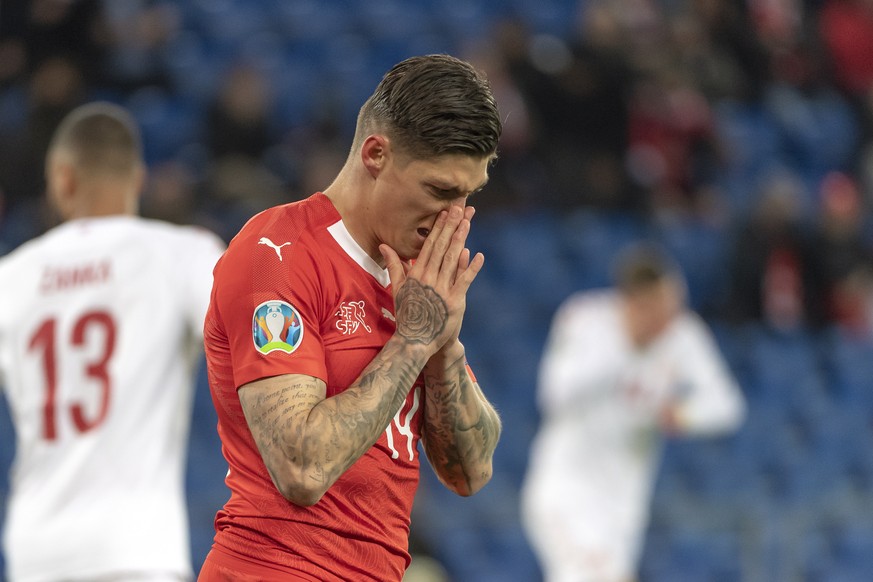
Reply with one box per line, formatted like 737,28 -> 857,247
395,279 -> 447,345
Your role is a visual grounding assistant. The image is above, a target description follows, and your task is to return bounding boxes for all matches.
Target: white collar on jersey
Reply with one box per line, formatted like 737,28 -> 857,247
326,220 -> 391,287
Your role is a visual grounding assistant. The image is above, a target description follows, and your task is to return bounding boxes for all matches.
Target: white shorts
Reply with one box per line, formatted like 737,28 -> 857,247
521,478 -> 644,582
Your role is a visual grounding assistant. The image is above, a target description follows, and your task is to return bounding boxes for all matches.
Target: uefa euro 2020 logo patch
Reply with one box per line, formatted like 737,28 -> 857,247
252,300 -> 303,354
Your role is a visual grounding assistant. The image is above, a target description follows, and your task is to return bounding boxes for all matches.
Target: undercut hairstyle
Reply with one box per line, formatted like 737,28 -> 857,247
612,244 -> 683,294
49,102 -> 143,177
354,54 -> 502,160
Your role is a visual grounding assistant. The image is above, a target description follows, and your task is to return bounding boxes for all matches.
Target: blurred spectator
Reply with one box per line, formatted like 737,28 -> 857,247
722,171 -> 824,331
460,33 -> 545,212
0,0 -> 109,87
688,0 -> 771,102
140,158 -> 199,225
521,244 -> 745,582
748,0 -> 805,50
101,0 -> 179,92
861,139 -> 873,196
497,9 -> 642,210
296,140 -> 345,199
819,0 -> 873,179
763,22 -> 860,173
626,65 -> 721,218
809,171 -> 873,334
201,156 -> 287,242
818,0 -> 873,98
0,56 -> 87,244
198,60 -> 288,241
204,61 -> 276,162
0,3 -> 28,89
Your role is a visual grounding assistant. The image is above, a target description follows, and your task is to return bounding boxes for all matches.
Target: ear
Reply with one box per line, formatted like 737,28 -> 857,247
46,157 -> 77,219
360,135 -> 389,179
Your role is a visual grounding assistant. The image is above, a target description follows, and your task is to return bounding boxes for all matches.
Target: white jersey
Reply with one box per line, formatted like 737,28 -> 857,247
0,216 -> 225,582
521,291 -> 745,582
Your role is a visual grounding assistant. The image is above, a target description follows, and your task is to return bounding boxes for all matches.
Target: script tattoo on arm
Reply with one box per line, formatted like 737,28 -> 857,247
394,279 -> 447,345
242,378 -> 322,492
422,350 -> 502,496
240,337 -> 429,505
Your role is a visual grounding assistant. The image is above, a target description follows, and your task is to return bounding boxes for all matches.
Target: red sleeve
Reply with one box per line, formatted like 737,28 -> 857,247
215,232 -> 328,389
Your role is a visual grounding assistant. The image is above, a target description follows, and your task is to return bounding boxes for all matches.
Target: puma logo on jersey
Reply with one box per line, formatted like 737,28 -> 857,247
381,307 -> 396,322
258,237 -> 291,261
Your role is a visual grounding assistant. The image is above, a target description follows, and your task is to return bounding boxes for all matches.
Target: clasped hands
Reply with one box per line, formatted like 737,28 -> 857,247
380,205 -> 482,357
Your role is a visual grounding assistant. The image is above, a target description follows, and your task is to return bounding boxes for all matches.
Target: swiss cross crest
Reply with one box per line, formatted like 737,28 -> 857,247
335,301 -> 372,335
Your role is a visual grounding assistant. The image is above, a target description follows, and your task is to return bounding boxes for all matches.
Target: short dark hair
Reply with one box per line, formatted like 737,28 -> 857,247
355,54 -> 502,160
612,244 -> 682,293
49,101 -> 143,176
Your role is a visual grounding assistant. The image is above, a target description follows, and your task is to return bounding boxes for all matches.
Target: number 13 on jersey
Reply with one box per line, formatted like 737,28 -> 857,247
27,310 -> 117,441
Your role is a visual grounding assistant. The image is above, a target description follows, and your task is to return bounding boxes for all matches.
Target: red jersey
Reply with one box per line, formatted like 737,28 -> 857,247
203,193 -> 423,581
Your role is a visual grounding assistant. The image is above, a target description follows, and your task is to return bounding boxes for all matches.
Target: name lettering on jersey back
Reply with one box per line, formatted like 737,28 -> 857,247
335,301 -> 371,335
39,261 -> 111,294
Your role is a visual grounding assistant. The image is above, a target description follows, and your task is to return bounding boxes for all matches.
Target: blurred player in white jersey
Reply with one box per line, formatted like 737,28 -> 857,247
0,102 -> 225,582
521,244 -> 746,582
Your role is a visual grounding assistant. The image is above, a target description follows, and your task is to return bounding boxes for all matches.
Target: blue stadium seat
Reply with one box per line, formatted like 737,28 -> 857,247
775,455 -> 847,506
641,527 -> 743,582
355,0 -> 434,42
491,408 -> 537,480
0,85 -> 27,134
686,450 -> 765,507
0,201 -> 45,253
188,489 -> 227,571
828,524 -> 873,575
163,31 -> 226,106
764,85 -> 859,179
741,325 -> 828,411
432,526 -> 496,581
126,87 -> 200,163
506,0 -> 578,36
270,49 -> 321,128
483,524 -> 543,582
0,393 -> 14,575
195,0 -> 272,50
558,209 -> 649,290
185,363 -> 228,570
470,209 -> 577,314
821,329 -> 873,408
728,401 -> 802,467
414,456 -> 541,580
272,0 -> 355,40
655,217 -> 731,313
712,102 -> 785,217
426,0 -> 500,43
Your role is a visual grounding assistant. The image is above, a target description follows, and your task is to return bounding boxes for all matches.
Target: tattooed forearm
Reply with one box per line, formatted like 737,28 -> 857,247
239,335 -> 432,505
422,351 -> 502,496
395,279 -> 447,344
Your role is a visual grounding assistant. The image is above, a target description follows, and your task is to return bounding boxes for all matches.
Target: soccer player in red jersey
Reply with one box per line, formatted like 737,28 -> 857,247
198,54 -> 503,581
